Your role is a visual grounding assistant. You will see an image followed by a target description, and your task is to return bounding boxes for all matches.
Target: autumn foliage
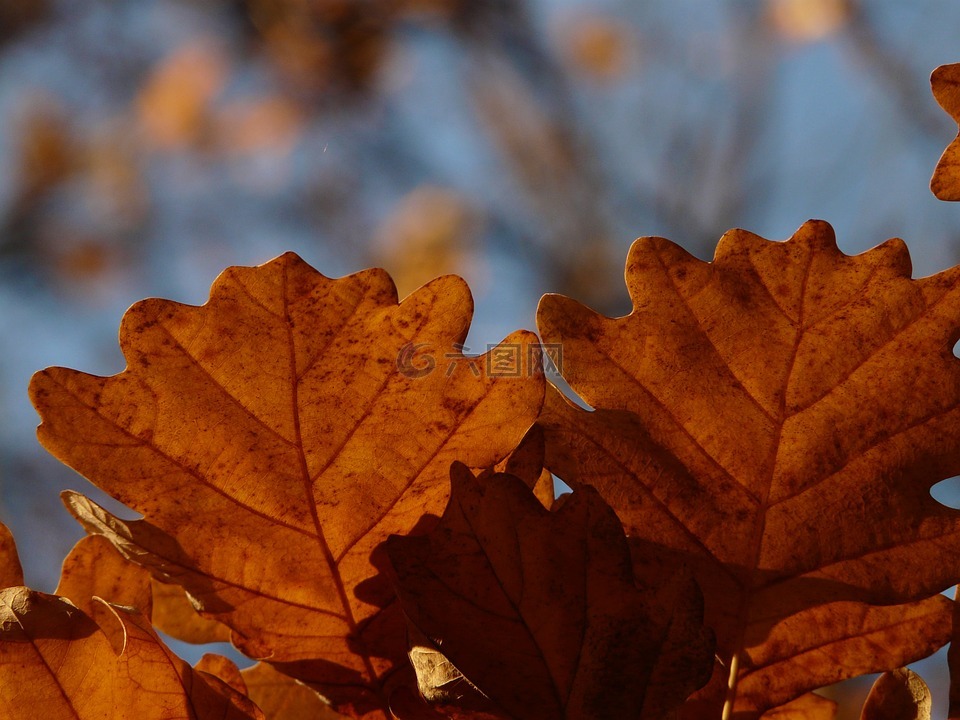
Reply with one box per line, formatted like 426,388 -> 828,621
7,61 -> 960,720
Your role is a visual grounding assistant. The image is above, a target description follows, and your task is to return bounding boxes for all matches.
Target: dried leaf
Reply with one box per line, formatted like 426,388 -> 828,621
860,669 -> 931,720
55,534 -> 152,618
30,252 -> 544,717
197,652 -> 248,695
948,587 -> 960,719
54,521 -> 232,644
492,424 -> 555,508
735,597 -> 950,712
386,464 -> 714,720
537,221 -> 960,715
760,692 -> 837,719
242,662 -> 347,720
0,528 -> 259,719
0,588 -> 262,720
150,577 -> 232,644
931,63 -> 960,201
0,522 -> 23,588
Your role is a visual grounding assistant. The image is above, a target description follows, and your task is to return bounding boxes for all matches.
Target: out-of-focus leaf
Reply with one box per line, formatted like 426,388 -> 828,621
766,0 -> 850,43
15,98 -> 75,202
31,252 -> 544,717
538,220 -> 960,716
372,186 -> 479,299
136,40 -> 228,150
860,669 -> 931,720
214,96 -> 304,157
386,464 -> 714,720
557,12 -> 633,81
931,63 -> 960,201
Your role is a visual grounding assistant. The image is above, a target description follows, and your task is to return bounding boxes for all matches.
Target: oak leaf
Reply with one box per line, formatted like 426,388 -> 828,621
0,522 -> 262,720
537,220 -> 960,716
243,662 -> 349,720
55,534 -> 153,618
931,63 -> 960,201
0,522 -> 23,588
385,463 -> 714,720
860,669 -> 931,720
54,511 -> 234,644
29,253 -> 544,718
197,654 -> 348,720
759,693 -> 836,720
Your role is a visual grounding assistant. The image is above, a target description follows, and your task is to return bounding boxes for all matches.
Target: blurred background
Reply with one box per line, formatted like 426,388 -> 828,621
1,0 -> 959,716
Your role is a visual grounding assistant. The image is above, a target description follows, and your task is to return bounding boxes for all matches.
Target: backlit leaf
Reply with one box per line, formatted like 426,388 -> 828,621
860,669 -> 931,720
0,527 -> 261,720
30,252 -> 544,717
931,63 -> 960,201
537,220 -> 960,716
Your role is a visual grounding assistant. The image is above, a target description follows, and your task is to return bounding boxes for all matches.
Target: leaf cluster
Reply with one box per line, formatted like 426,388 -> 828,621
7,61 -> 960,720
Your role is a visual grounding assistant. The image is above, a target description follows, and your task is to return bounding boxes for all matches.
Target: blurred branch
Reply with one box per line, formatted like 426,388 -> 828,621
843,0 -> 950,139
450,0 -> 629,312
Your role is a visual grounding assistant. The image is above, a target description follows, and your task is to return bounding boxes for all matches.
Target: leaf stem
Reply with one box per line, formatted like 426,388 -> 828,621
721,652 -> 740,720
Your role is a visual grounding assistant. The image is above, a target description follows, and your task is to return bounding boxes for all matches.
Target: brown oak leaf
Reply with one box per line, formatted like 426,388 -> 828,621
55,514 -> 234,644
860,669 -> 931,720
242,662 -> 349,720
0,522 -> 23,588
931,63 -> 960,201
386,463 -> 714,720
0,522 -> 262,720
55,534 -> 153,618
198,654 -> 348,720
759,693 -> 836,720
537,220 -> 960,716
29,253 -> 544,718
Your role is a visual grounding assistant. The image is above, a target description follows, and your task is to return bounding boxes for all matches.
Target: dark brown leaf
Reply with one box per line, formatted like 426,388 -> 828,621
386,463 -> 713,719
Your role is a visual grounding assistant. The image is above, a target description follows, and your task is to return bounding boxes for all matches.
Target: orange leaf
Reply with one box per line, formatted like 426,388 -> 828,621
492,424 -> 555,508
760,692 -> 836,719
860,669 -> 931,720
931,63 -> 960,201
537,221 -> 960,715
0,522 -> 23,588
150,577 -> 232,644
0,525 -> 261,719
30,252 -> 544,717
0,589 -> 262,720
948,588 -> 960,719
197,652 -> 248,695
242,662 -> 348,719
55,534 -> 152,618
386,464 -> 714,720
54,519 -> 232,644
